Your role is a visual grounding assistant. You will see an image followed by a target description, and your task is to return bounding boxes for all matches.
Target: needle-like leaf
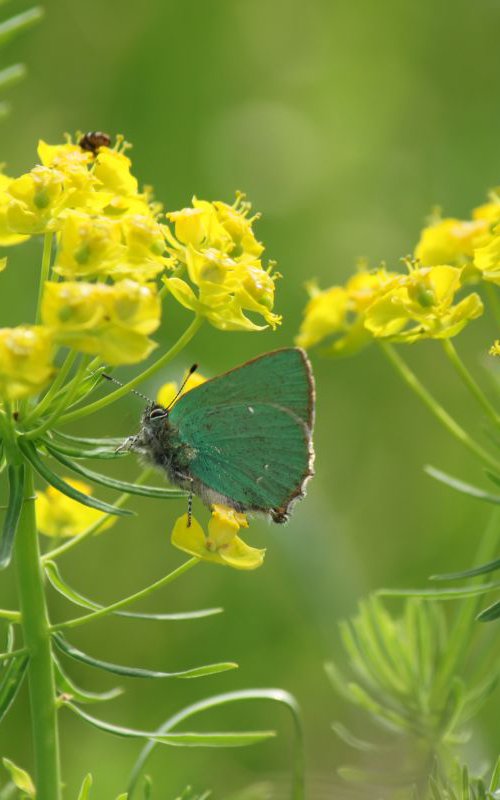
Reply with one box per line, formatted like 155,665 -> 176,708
53,633 -> 238,680
18,439 -> 133,517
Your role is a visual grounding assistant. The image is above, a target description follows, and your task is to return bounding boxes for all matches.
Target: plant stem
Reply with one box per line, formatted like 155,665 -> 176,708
15,465 -> 61,800
51,557 -> 199,631
35,232 -> 53,324
23,349 -> 78,426
24,355 -> 90,440
58,315 -> 203,425
441,339 -> 500,427
380,342 -> 500,473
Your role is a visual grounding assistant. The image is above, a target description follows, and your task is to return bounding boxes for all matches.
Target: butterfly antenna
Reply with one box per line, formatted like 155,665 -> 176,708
101,373 -> 153,404
166,364 -> 198,410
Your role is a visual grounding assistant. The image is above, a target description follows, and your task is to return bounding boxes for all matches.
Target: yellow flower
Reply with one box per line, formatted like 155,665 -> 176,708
6,166 -> 65,234
41,280 -> 161,364
0,326 -> 54,400
0,175 -> 29,246
94,149 -> 138,196
296,268 -> 396,356
171,506 -> 265,570
490,340 -> 500,356
157,370 -> 206,407
54,210 -> 123,278
364,264 -> 483,341
118,214 -> 169,280
36,478 -> 114,538
414,218 -> 487,266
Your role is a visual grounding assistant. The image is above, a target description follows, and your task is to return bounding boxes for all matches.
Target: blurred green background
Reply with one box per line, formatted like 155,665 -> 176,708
2,0 -> 500,796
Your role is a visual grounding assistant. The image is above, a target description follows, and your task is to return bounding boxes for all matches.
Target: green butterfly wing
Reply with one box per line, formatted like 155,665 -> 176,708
169,348 -> 314,520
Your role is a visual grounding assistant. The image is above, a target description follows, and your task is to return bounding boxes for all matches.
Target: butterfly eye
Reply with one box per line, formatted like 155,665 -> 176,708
149,407 -> 168,420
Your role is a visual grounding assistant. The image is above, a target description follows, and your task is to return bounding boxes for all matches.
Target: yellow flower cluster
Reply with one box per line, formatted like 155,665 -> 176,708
164,194 -> 281,331
41,280 -> 161,365
297,262 -> 483,352
0,137 -> 279,401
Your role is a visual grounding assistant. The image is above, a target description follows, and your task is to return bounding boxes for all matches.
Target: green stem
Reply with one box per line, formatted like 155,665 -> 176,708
380,343 -> 500,472
41,468 -> 154,563
58,315 -> 203,425
24,356 -> 90,440
35,233 -> 53,325
15,465 -> 61,799
441,339 -> 500,427
51,557 -> 199,631
23,349 -> 78,427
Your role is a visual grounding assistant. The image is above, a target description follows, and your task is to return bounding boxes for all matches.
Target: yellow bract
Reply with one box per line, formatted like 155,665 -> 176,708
171,505 -> 265,570
36,478 -> 114,538
41,280 -> 161,364
0,326 -> 54,400
156,371 -> 206,407
164,195 -> 280,331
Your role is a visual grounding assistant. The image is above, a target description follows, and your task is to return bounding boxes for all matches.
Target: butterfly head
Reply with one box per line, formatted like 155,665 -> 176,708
143,403 -> 169,428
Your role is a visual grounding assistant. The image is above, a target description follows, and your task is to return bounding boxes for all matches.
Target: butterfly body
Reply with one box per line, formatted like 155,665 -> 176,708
124,348 -> 315,523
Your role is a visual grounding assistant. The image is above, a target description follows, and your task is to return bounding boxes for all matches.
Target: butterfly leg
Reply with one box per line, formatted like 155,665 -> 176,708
187,479 -> 194,528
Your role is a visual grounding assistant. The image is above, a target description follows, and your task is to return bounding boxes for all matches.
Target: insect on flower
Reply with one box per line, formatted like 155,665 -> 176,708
114,348 -> 315,524
78,130 -> 111,154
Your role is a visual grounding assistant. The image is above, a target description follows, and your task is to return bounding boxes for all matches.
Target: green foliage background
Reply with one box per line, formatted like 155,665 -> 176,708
2,0 -> 500,795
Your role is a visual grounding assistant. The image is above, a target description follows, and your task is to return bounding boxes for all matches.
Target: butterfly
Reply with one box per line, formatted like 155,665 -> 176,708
122,347 -> 315,523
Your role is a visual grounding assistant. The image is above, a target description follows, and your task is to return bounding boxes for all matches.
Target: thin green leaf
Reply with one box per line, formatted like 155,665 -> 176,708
18,439 -> 133,517
128,689 -> 303,800
488,756 -> 500,792
2,758 -> 35,797
0,655 -> 28,724
52,430 -> 126,448
66,702 -> 275,747
425,465 -> 500,505
0,64 -> 25,92
46,561 -> 222,622
0,7 -> 43,46
432,558 -> 500,581
0,464 -> 25,570
44,439 -> 127,461
377,583 -> 500,599
53,652 -> 122,705
77,773 -> 93,800
53,633 -> 238,680
45,444 -> 187,498
331,722 -> 380,752
476,598 -> 500,622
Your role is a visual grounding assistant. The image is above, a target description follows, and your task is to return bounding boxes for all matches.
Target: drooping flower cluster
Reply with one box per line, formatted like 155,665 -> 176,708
164,194 -> 281,331
0,136 -> 280,401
